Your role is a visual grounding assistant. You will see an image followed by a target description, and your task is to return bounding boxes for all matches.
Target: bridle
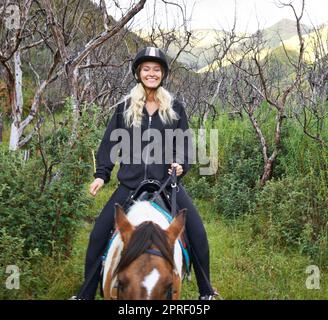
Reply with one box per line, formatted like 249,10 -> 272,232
116,247 -> 177,300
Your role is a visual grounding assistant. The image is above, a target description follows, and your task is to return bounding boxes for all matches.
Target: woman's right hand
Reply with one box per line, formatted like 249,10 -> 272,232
89,178 -> 104,196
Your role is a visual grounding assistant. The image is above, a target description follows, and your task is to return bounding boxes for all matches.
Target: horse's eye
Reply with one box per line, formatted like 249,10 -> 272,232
117,280 -> 125,291
165,283 -> 174,298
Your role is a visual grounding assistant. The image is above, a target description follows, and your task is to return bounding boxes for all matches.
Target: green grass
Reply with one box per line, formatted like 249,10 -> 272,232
36,192 -> 327,300
181,199 -> 327,300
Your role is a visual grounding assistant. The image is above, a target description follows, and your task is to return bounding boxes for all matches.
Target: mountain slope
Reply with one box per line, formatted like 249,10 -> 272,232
197,20 -> 327,73
261,18 -> 311,48
281,24 -> 328,62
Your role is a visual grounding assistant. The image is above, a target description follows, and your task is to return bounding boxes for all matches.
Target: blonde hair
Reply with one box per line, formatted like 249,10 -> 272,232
123,83 -> 179,128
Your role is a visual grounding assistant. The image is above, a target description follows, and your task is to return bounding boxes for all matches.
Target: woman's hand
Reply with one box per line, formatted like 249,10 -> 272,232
89,178 -> 104,196
168,163 -> 183,177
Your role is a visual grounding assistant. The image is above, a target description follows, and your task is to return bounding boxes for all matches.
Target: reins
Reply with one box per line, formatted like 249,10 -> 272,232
150,166 -> 178,217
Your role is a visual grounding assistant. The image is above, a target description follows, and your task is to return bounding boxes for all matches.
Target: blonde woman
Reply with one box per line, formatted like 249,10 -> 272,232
75,47 -> 217,300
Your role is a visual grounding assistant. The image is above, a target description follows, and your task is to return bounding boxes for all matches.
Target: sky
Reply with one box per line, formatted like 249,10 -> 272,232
96,0 -> 328,33
190,0 -> 328,32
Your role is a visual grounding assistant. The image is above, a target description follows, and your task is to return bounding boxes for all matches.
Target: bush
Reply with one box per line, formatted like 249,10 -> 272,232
0,144 -> 90,258
0,228 -> 41,299
250,173 -> 328,264
0,101 -> 102,258
211,136 -> 262,218
184,176 -> 211,199
212,173 -> 255,218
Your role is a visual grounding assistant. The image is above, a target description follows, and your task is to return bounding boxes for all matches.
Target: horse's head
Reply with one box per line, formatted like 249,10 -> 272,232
113,203 -> 186,300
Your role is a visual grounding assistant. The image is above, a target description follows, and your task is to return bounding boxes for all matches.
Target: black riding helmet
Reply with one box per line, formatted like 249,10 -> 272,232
132,47 -> 169,85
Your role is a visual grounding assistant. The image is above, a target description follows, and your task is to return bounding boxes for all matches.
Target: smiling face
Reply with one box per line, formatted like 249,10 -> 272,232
139,61 -> 163,89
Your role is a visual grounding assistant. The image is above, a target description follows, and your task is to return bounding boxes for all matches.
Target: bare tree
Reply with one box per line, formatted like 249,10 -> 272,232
41,0 -> 147,142
1,1 -> 32,146
293,24 -> 328,147
221,0 -> 306,186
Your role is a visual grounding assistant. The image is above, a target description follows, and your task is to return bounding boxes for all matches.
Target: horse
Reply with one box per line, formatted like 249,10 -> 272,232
102,201 -> 187,300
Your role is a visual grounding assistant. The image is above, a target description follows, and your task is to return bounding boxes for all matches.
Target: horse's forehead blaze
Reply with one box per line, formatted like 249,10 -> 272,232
142,268 -> 160,298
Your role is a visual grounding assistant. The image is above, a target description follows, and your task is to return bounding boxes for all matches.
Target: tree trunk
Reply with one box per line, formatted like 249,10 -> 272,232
9,121 -> 23,151
0,113 -> 3,144
9,51 -> 23,151
69,67 -> 80,145
260,158 -> 274,187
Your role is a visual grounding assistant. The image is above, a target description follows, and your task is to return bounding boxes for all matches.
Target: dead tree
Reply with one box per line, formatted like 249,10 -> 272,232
41,0 -> 147,143
223,0 -> 306,186
0,0 -> 33,149
293,24 -> 328,147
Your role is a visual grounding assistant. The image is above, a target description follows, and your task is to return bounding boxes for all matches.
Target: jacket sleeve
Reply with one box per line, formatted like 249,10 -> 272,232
93,105 -> 122,184
174,101 -> 193,179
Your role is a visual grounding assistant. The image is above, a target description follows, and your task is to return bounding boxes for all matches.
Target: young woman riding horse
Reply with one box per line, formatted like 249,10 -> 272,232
75,47 -> 217,300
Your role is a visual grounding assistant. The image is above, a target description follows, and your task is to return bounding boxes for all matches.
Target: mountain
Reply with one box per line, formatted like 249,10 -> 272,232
261,18 -> 311,48
132,19 -> 327,74
196,19 -> 320,73
279,24 -> 328,62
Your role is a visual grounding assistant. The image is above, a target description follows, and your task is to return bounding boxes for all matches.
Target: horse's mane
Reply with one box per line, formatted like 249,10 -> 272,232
113,221 -> 174,276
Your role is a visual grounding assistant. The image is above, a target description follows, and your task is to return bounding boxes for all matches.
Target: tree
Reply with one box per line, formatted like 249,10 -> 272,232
41,0 -> 147,142
220,0 -> 306,186
293,24 -> 328,147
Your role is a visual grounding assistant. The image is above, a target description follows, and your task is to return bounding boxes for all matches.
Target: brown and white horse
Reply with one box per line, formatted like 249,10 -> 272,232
102,201 -> 186,300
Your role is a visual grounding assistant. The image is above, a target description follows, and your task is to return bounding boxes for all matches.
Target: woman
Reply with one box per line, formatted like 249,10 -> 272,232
76,47 -> 217,300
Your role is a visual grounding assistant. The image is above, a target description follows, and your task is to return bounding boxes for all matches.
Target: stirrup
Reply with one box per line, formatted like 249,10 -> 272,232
68,295 -> 86,300
199,290 -> 222,300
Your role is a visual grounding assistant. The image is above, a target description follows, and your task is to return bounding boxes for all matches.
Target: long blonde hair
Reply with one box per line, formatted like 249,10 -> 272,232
122,83 -> 179,128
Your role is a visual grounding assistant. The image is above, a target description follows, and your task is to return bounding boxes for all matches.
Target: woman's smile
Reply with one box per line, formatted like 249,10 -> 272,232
139,61 -> 163,89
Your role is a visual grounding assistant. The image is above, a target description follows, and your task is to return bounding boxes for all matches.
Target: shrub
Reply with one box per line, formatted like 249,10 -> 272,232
212,173 -> 256,218
0,101 -> 102,258
251,173 -> 328,264
211,137 -> 262,218
184,176 -> 211,199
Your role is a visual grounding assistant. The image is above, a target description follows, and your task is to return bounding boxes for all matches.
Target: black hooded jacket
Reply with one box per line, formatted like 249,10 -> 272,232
94,99 -> 193,190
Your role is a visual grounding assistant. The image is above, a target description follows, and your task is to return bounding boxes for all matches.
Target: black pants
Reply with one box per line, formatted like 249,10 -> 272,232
78,183 -> 213,299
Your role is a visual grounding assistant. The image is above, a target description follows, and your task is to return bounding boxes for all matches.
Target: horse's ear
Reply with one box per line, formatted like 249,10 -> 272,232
115,203 -> 134,245
166,209 -> 186,246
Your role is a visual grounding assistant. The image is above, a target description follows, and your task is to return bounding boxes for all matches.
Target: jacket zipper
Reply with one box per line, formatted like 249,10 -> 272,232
144,115 -> 152,180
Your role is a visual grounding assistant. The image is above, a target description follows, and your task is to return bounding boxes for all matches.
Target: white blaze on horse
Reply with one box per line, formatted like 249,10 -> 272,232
102,201 -> 186,300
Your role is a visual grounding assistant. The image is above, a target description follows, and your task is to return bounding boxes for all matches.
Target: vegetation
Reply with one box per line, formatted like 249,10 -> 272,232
0,0 -> 327,301
0,100 -> 326,300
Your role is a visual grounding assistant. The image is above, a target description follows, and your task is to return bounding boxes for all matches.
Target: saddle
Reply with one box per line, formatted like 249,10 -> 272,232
122,179 -> 173,215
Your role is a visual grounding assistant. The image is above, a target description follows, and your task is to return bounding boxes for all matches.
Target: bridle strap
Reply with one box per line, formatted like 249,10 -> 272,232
144,248 -> 174,300
171,167 -> 177,217
150,166 -> 178,217
144,248 -> 164,258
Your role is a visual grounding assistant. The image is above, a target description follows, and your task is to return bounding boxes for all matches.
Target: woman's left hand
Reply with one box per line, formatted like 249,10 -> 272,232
168,163 -> 183,177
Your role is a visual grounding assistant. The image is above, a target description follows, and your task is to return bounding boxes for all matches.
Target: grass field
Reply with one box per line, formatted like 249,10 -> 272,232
37,181 -> 327,300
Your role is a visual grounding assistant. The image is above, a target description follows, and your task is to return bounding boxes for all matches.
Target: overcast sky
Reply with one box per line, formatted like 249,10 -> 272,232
190,0 -> 328,32
97,0 -> 328,32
